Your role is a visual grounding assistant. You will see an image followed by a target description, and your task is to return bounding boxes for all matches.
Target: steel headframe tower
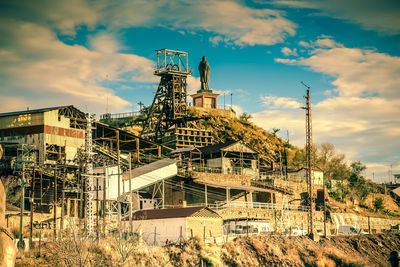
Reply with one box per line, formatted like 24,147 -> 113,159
141,49 -> 192,141
301,81 -> 313,236
85,113 -> 95,238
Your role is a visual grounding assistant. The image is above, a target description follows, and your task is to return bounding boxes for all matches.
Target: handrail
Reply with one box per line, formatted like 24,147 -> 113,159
212,200 -> 309,212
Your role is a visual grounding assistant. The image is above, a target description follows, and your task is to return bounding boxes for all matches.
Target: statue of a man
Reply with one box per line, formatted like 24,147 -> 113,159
198,56 -> 210,91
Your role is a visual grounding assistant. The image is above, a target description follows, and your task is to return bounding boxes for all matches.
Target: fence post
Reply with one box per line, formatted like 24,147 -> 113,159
154,226 -> 157,246
203,225 -> 206,243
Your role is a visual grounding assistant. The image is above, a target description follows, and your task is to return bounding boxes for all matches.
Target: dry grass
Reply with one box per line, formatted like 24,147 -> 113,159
16,233 -> 400,266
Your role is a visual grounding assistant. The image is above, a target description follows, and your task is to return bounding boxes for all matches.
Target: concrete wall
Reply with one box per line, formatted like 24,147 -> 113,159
105,166 -> 122,201
133,217 -> 186,245
192,171 -> 250,187
288,169 -> 324,185
216,207 -> 400,235
186,217 -> 223,242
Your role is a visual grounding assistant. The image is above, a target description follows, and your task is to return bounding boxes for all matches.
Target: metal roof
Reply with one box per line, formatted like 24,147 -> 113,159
122,158 -> 177,181
200,140 -> 237,154
200,140 -> 258,155
0,105 -> 70,118
131,206 -> 221,220
392,187 -> 400,198
170,147 -> 199,154
195,180 -> 286,194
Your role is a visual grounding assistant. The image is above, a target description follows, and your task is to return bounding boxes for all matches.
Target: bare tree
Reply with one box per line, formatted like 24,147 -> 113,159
109,230 -> 140,265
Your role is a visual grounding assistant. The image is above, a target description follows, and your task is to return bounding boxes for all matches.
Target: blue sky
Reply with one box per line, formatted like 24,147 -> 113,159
0,0 -> 399,181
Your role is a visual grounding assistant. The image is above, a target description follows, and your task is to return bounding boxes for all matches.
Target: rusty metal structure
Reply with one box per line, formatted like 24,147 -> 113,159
141,49 -> 213,149
301,82 -> 313,236
141,49 -> 191,141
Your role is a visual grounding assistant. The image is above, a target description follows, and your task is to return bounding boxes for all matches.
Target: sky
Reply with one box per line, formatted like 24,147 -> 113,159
0,0 -> 399,182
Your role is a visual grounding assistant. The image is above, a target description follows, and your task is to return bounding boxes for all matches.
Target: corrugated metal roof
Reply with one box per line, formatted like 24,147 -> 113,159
131,206 -> 220,220
195,180 -> 279,193
122,158 -> 177,180
200,140 -> 258,155
200,140 -> 238,154
170,147 -> 198,154
0,105 -> 70,118
392,187 -> 400,198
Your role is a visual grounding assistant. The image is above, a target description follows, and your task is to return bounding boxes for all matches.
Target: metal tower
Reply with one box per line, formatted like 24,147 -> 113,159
85,114 -> 95,238
301,82 -> 313,236
141,49 -> 192,141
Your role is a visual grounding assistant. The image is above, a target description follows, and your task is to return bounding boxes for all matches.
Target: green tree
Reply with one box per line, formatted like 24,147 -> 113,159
350,160 -> 366,175
373,197 -> 384,212
239,112 -> 252,122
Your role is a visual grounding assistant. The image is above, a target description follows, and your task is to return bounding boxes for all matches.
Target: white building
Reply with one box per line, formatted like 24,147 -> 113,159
129,207 -> 223,245
93,158 -> 177,209
288,168 -> 324,185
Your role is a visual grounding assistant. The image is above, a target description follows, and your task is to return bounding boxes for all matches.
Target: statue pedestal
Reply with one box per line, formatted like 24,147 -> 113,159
191,90 -> 219,109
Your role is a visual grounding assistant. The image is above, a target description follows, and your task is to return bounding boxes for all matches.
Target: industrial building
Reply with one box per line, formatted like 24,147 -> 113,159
2,48 -> 396,249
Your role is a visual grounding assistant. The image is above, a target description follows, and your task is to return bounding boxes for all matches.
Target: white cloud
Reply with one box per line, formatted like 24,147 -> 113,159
264,39 -> 400,181
261,95 -> 302,109
90,33 -> 120,54
281,47 -> 298,56
99,0 -> 297,46
0,20 -> 156,115
187,76 -> 201,95
209,36 -> 224,46
0,0 -> 99,36
273,0 -> 400,35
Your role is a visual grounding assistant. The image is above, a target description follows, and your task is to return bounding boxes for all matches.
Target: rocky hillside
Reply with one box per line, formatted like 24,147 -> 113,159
17,233 -> 400,266
188,107 -> 290,164
122,107 -> 296,165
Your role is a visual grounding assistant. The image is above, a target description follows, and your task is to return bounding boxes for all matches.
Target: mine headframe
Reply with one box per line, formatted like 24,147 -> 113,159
141,49 -> 193,142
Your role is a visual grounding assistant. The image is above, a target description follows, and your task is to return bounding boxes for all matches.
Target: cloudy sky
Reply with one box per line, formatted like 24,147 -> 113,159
0,0 -> 399,181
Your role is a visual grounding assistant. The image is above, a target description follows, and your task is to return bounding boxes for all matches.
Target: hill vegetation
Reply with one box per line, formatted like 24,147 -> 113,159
117,107 -> 394,213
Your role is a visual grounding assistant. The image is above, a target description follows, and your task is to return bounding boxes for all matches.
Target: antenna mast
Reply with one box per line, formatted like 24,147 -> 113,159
301,81 -> 313,237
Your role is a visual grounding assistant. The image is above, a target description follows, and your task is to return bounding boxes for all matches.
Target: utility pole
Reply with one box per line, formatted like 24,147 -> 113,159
53,167 -> 57,240
29,168 -> 35,249
103,163 -> 107,237
129,153 -> 133,234
116,130 -> 121,224
61,152 -> 66,238
17,162 -> 26,249
301,81 -> 314,237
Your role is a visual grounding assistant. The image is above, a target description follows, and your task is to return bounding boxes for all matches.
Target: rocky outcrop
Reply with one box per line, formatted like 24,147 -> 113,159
0,145 -> 16,267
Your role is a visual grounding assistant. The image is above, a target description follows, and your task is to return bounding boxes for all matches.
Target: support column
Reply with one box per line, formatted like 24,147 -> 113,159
249,191 -> 253,208
205,184 -> 208,206
103,165 -> 107,236
162,180 -> 165,209
226,187 -> 230,205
